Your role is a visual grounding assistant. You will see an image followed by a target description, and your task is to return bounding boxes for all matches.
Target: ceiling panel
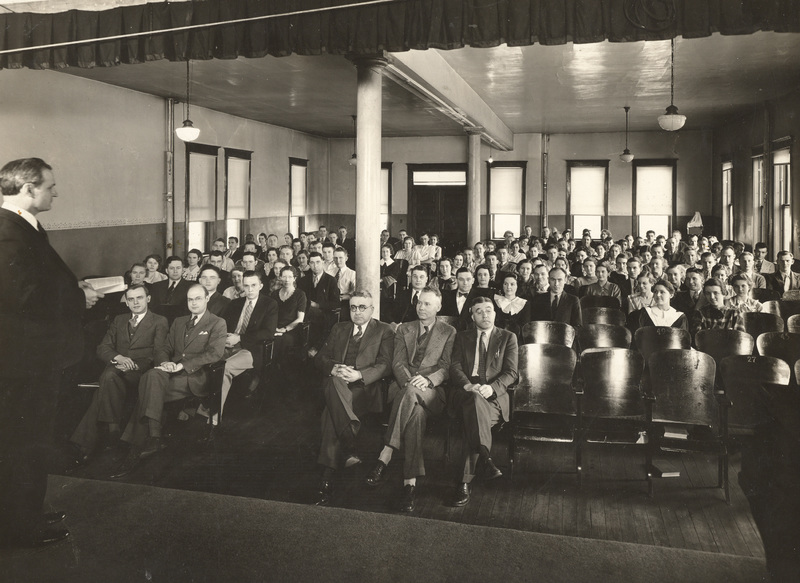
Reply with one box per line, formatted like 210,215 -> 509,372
61,31 -> 800,137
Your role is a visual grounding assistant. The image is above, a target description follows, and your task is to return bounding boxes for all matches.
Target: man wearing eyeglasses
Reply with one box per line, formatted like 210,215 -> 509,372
314,290 -> 394,506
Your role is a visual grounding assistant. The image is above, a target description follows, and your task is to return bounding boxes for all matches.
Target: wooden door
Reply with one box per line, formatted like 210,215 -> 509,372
409,184 -> 468,257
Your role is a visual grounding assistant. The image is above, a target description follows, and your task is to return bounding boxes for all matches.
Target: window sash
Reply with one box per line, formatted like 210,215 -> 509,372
290,164 -> 307,216
570,166 -> 605,215
412,170 -> 466,185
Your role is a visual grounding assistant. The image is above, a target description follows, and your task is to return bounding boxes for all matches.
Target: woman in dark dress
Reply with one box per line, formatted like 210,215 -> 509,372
270,266 -> 307,371
380,243 -> 405,322
493,272 -> 531,340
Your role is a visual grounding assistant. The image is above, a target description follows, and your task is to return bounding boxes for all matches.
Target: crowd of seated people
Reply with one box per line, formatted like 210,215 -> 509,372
71,222 -> 800,510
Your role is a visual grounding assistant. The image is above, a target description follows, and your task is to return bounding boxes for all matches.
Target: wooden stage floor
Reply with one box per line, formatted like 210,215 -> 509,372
61,372 -> 765,560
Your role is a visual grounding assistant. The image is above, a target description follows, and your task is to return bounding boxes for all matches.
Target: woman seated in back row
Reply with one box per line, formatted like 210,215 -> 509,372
727,273 -> 763,313
638,279 -> 687,330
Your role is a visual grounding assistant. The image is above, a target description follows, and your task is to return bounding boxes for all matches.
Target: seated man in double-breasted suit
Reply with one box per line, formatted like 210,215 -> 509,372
314,290 -> 394,506
149,256 -> 192,320
364,287 -> 456,512
113,284 -> 226,477
449,296 -> 518,508
70,284 -> 169,461
529,267 -> 582,328
392,265 -> 429,324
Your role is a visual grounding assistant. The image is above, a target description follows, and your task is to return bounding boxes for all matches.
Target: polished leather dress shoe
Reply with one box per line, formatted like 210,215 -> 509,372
110,453 -> 139,479
20,527 -> 70,547
139,436 -> 164,459
103,429 -> 122,451
315,480 -> 333,506
365,461 -> 386,487
399,485 -> 415,513
43,511 -> 66,525
484,457 -> 503,481
451,482 -> 471,507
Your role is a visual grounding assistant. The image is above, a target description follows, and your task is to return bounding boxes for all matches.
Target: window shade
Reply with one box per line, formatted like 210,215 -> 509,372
570,166 -> 605,215
412,171 -> 466,185
489,167 -> 523,214
291,164 -> 307,216
227,157 -> 250,220
636,165 -> 673,214
774,149 -> 790,165
188,152 -> 216,222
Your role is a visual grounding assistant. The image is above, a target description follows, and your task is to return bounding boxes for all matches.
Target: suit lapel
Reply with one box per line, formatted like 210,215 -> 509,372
403,324 -> 417,360
183,311 -> 209,348
420,322 -> 443,367
339,322 -> 355,363
463,328 -> 478,374
129,311 -> 152,345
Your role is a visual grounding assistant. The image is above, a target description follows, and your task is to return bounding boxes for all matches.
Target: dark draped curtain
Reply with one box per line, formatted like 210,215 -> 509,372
0,0 -> 798,70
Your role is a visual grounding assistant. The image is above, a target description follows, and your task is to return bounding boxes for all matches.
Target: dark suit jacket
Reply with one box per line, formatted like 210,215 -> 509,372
341,237 -> 356,268
609,272 -> 633,300
389,320 -> 456,403
441,289 -> 480,331
672,291 -> 703,317
530,292 -> 582,328
299,271 -> 340,311
316,319 -> 394,412
150,277 -> 192,307
449,327 -> 519,422
96,310 -> 169,370
207,291 -> 231,317
393,288 -> 424,323
767,271 -> 800,293
0,208 -> 85,375
223,294 -> 278,371
165,311 -> 227,397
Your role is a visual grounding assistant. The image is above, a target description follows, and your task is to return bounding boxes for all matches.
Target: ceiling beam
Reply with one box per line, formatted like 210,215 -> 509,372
384,50 -> 513,150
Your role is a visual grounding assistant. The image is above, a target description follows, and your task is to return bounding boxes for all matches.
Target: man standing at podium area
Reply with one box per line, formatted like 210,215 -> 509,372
448,296 -> 518,508
314,291 -> 394,506
0,158 -> 103,547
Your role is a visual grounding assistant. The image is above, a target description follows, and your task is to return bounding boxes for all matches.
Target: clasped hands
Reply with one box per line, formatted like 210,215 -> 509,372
155,361 -> 184,373
464,382 -> 494,400
331,364 -> 362,383
406,374 -> 431,391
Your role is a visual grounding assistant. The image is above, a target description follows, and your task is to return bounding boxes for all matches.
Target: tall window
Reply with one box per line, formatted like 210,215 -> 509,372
774,146 -> 792,252
186,144 -> 218,252
567,161 -> 608,238
289,158 -> 307,238
633,160 -> 676,238
752,155 -> 764,244
226,149 -> 251,244
381,162 -> 392,232
488,162 -> 526,239
722,161 -> 733,240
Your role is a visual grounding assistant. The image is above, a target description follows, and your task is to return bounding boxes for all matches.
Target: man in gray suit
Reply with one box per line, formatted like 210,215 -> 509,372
364,287 -> 457,512
70,284 -> 169,460
314,290 -> 394,505
449,296 -> 518,507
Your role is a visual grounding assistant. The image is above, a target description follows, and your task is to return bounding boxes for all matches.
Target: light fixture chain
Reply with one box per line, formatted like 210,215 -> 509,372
670,38 -> 675,107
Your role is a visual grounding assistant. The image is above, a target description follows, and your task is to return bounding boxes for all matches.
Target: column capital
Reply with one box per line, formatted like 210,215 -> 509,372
347,53 -> 389,70
465,127 -> 485,136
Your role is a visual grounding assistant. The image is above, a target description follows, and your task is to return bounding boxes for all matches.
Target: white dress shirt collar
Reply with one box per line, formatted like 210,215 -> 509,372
2,200 -> 39,231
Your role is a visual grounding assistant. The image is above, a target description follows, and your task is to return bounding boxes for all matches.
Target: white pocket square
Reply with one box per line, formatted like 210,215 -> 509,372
199,331 -> 209,335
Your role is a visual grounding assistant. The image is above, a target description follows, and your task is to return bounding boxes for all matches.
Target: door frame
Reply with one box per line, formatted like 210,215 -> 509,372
406,163 -> 468,240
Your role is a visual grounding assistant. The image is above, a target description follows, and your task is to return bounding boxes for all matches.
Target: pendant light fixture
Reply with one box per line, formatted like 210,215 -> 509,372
348,115 -> 358,166
620,106 -> 634,163
488,145 -> 494,165
175,59 -> 200,142
657,38 -> 686,131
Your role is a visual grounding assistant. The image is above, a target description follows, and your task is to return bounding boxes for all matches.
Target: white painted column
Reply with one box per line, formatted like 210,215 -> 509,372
354,57 -> 386,311
467,129 -> 483,245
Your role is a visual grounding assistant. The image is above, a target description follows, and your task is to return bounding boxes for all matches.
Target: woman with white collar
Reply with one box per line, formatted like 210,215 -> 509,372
638,279 -> 687,330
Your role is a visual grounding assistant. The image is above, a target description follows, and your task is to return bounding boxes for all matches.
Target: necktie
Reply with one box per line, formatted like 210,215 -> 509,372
412,292 -> 418,306
353,324 -> 363,341
335,269 -> 341,282
418,325 -> 429,345
167,281 -> 176,302
785,275 -> 791,293
551,294 -> 559,319
186,315 -> 197,334
128,315 -> 138,336
477,331 -> 488,384
237,300 -> 254,334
